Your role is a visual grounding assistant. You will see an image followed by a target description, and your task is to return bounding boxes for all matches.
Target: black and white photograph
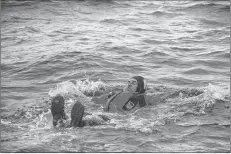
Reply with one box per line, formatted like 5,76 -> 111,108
1,0 -> 230,152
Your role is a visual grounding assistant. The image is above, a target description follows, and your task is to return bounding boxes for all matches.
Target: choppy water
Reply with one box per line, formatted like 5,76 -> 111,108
1,0 -> 230,152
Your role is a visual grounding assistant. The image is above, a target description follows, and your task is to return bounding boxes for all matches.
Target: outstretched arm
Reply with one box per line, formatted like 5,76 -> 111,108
90,86 -> 123,104
145,93 -> 165,106
91,93 -> 109,104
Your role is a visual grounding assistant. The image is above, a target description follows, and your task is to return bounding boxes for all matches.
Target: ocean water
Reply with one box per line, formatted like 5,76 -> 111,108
1,0 -> 230,152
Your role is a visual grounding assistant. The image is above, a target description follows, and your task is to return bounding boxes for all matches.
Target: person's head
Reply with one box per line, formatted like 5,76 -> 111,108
51,94 -> 65,127
126,76 -> 147,94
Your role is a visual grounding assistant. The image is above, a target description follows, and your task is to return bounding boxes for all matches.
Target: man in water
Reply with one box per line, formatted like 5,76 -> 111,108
93,76 -> 163,111
51,76 -> 164,127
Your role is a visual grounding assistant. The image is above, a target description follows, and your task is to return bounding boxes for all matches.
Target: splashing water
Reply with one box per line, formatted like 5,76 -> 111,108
42,80 -> 230,134
1,79 -> 230,152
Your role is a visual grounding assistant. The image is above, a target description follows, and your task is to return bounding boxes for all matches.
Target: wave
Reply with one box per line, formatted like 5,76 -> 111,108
140,50 -> 169,57
199,18 -> 225,26
182,67 -> 215,75
186,2 -> 229,10
129,27 -> 153,32
1,1 -> 36,7
159,58 -> 192,68
25,26 -> 41,33
2,16 -> 49,24
218,52 -> 230,59
170,46 -> 205,52
9,16 -> 34,20
145,10 -> 183,18
150,10 -> 168,16
100,18 -> 124,25
221,36 -> 230,44
219,5 -> 230,12
7,52 -> 95,79
143,39 -> 175,45
174,1 -> 230,15
196,50 -> 230,59
51,28 -> 82,35
192,59 -> 229,69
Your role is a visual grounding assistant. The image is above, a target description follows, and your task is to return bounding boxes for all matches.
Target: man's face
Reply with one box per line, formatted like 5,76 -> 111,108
126,78 -> 138,92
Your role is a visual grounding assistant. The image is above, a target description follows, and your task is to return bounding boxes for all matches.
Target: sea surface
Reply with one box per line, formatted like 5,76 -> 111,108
1,0 -> 230,152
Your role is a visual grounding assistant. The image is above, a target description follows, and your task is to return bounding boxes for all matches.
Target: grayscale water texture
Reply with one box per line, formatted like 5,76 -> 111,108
1,0 -> 230,152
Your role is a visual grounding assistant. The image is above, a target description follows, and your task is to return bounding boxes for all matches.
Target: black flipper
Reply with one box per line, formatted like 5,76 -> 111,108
51,95 -> 65,127
71,101 -> 84,127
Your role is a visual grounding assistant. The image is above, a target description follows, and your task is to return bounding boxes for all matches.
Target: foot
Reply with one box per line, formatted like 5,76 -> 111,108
71,101 -> 84,127
51,95 -> 66,127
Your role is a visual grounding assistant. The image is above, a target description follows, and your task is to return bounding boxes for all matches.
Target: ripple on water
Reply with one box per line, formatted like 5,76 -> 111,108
1,0 -> 230,152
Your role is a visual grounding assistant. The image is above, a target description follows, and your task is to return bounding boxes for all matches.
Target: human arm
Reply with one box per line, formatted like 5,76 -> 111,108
91,91 -> 117,104
91,93 -> 109,104
145,93 -> 165,106
90,86 -> 123,104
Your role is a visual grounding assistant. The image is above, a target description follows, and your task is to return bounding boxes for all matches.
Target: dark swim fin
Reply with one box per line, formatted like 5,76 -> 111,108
51,95 -> 66,127
71,101 -> 84,127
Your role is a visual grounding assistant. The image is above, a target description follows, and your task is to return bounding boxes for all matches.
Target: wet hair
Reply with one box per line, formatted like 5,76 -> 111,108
122,76 -> 147,110
131,76 -> 146,94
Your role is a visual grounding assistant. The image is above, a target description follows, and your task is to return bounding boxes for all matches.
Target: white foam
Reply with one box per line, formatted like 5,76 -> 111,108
48,80 -> 84,97
35,110 -> 53,129
1,119 -> 11,124
204,83 -> 230,101
48,78 -> 110,104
